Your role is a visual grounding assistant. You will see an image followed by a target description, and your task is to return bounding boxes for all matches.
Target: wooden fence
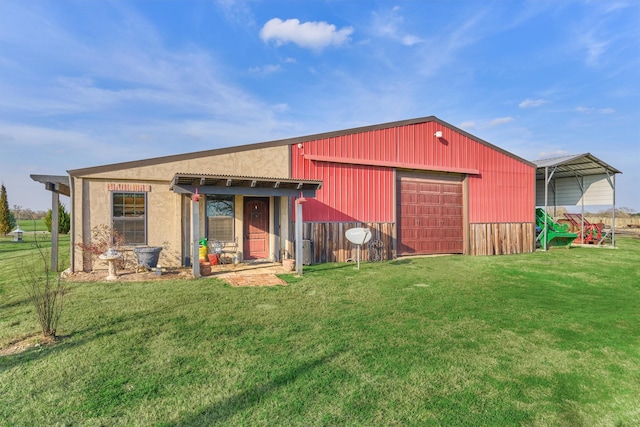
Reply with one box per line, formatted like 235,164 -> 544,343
288,222 -> 395,263
288,221 -> 537,262
469,223 -> 536,256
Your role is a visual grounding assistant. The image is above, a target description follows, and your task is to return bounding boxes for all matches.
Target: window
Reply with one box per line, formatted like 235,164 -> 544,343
112,192 -> 146,245
207,195 -> 234,242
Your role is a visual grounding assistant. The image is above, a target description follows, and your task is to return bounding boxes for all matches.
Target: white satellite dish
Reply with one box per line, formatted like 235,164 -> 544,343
345,228 -> 371,270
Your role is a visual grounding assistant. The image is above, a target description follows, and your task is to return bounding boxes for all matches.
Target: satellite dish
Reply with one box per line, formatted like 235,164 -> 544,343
345,228 -> 372,270
345,228 -> 372,245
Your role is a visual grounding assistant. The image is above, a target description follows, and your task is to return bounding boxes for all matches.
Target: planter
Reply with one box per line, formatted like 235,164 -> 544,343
133,246 -> 163,269
200,262 -> 211,276
208,253 -> 219,265
282,258 -> 295,272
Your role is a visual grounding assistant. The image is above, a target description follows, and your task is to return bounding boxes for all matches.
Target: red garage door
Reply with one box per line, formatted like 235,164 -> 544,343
397,172 -> 464,255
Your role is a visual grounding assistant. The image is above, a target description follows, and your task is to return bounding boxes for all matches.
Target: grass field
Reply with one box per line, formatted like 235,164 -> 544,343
0,235 -> 639,426
14,219 -> 47,232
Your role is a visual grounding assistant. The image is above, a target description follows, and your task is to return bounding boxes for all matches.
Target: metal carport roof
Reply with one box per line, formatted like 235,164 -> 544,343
534,153 -> 621,180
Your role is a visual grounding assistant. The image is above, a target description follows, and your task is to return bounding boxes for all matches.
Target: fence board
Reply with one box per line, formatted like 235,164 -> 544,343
469,223 -> 535,256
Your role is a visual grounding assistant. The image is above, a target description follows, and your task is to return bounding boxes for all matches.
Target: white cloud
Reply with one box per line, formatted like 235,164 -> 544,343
401,35 -> 421,46
215,0 -> 256,27
489,117 -> 514,127
260,18 -> 353,51
576,106 -> 615,114
371,7 -> 422,46
519,98 -> 548,108
583,34 -> 608,66
248,64 -> 282,75
537,150 -> 570,159
457,117 -> 514,131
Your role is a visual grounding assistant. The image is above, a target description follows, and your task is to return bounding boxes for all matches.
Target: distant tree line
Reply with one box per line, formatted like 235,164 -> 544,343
9,206 -> 48,220
1,183 -> 70,235
546,206 -> 638,218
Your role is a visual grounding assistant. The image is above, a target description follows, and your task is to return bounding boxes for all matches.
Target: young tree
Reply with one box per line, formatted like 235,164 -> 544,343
44,201 -> 71,234
22,232 -> 67,338
0,183 -> 11,236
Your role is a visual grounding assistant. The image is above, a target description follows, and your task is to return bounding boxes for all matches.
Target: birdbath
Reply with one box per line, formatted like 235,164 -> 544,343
99,248 -> 122,281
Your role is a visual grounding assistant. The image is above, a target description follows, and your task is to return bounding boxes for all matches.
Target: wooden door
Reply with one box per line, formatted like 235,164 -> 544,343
244,197 -> 269,260
397,173 -> 463,255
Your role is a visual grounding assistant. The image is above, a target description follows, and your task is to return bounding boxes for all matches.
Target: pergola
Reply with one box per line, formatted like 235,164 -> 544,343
534,153 -> 622,250
30,174 -> 71,272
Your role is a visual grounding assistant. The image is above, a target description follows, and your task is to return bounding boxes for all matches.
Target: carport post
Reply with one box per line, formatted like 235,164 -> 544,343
543,166 -> 548,251
610,172 -> 616,247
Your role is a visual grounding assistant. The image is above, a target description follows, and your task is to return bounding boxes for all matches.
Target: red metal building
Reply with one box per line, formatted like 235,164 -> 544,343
290,116 -> 536,260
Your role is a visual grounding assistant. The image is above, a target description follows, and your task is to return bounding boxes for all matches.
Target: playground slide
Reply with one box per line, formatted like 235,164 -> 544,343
535,208 -> 578,248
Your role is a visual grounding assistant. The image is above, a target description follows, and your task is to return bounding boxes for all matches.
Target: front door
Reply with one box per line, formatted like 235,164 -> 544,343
244,197 -> 269,260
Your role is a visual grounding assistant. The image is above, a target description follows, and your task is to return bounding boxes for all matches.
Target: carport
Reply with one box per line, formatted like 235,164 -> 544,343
534,153 -> 622,250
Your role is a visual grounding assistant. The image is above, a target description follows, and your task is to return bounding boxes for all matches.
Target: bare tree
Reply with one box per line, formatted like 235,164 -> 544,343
21,226 -> 67,338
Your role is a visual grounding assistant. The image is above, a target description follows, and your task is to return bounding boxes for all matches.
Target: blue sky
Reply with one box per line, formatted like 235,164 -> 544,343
1,0 -> 639,212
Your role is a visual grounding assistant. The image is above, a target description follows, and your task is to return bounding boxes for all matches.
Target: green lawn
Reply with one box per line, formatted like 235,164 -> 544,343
14,219 -> 47,232
0,237 -> 639,426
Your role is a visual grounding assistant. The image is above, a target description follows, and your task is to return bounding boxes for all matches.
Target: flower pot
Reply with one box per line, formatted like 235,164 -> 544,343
133,246 -> 163,269
282,258 -> 295,272
208,253 -> 219,265
200,262 -> 211,276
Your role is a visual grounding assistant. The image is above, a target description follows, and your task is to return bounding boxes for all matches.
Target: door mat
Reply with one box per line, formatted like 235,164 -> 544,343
222,274 -> 287,287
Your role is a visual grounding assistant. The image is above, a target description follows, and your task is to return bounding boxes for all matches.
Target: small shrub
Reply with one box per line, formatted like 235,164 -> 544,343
22,237 -> 67,338
77,224 -> 130,270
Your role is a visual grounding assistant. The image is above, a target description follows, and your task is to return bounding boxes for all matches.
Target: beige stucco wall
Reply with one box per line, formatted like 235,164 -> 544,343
71,145 -> 290,272
82,146 -> 289,180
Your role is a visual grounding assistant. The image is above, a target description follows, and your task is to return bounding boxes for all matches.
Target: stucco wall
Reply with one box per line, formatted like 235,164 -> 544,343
71,145 -> 290,272
80,146 -> 289,180
72,178 -> 181,272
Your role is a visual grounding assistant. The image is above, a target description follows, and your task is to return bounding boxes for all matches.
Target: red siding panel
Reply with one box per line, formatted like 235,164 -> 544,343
291,120 -> 534,223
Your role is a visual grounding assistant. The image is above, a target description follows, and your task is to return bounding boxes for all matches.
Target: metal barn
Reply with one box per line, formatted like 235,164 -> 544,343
290,116 -> 536,261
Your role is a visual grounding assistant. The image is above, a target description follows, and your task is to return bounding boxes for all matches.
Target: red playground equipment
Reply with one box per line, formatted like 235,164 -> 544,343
563,213 -> 610,245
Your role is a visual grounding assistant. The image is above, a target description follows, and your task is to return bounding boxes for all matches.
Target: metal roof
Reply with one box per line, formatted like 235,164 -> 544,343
533,153 -> 621,179
169,173 -> 322,197
67,115 -> 534,176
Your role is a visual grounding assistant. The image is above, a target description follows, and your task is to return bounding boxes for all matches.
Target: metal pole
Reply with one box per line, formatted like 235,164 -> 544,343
295,200 -> 303,275
544,167 -> 548,251
192,196 -> 200,278
581,177 -> 585,245
612,174 -> 616,247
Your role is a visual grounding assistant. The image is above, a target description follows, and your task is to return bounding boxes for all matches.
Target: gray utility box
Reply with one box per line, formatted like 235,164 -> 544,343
302,240 -> 313,265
